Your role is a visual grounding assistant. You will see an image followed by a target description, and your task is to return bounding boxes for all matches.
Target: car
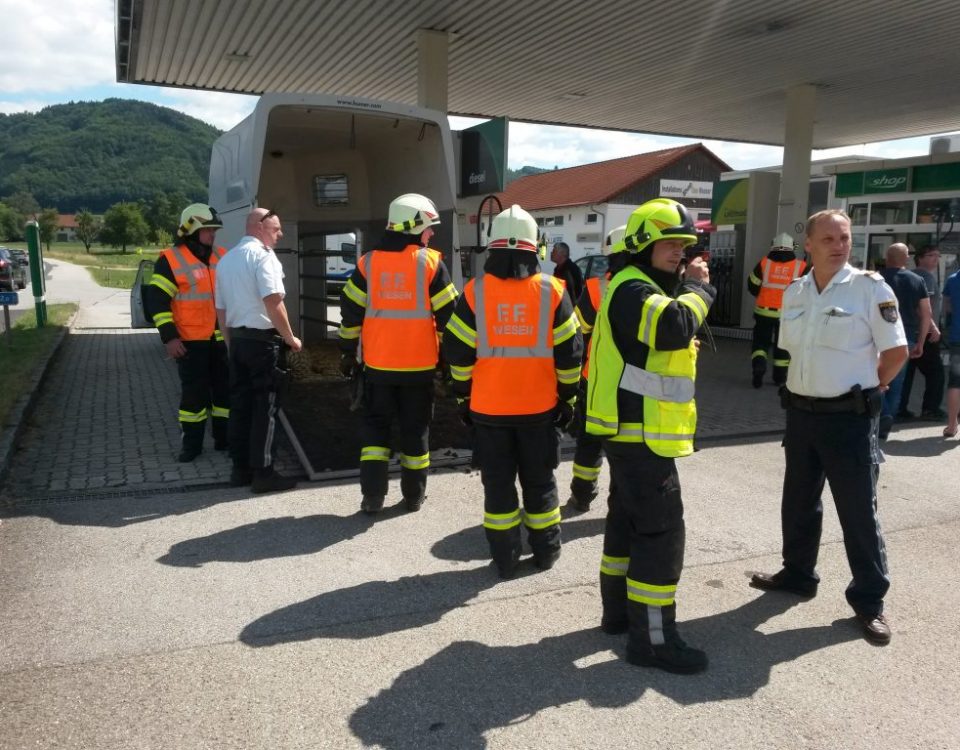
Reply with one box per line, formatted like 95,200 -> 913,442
574,253 -> 609,280
0,247 -> 28,291
9,248 -> 28,267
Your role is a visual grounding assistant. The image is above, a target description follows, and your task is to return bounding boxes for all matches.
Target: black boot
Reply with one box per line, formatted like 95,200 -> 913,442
230,465 -> 253,487
599,572 -> 628,634
625,601 -> 707,674
487,526 -> 523,580
251,467 -> 297,493
179,421 -> 205,462
361,495 -> 385,514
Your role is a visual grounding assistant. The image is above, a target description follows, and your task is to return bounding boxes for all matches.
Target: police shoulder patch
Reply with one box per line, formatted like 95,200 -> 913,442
879,300 -> 898,323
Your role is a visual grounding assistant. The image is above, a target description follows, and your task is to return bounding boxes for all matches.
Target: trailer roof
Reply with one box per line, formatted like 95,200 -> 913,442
116,0 -> 960,149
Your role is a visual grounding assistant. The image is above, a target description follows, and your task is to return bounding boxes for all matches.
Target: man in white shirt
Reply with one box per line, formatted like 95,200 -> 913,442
750,209 -> 907,646
215,208 -> 302,493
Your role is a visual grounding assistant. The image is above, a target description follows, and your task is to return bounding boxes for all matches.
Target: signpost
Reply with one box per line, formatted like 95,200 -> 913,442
1,290 -> 18,347
25,220 -> 47,327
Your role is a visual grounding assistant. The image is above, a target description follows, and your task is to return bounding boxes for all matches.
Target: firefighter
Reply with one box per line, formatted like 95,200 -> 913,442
338,193 -> 458,514
144,203 -> 229,462
747,233 -> 808,388
586,198 -> 714,673
442,205 -> 583,579
567,224 -> 628,513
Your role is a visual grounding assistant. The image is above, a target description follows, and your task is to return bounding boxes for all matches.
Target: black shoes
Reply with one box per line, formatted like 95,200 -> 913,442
919,408 -> 947,421
178,447 -> 202,463
214,438 -> 230,451
534,548 -> 561,571
566,495 -> 592,514
361,495 -> 385,514
250,468 -> 297,493
750,570 -> 818,598
230,466 -> 253,487
404,496 -> 424,512
626,636 -> 708,674
752,371 -> 764,389
857,613 -> 891,645
600,617 -> 628,635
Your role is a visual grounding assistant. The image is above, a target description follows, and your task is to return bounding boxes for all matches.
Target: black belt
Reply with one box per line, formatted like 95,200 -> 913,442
785,388 -> 877,414
229,326 -> 280,342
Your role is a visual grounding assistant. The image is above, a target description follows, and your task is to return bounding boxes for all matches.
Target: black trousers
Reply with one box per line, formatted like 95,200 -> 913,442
570,381 -> 604,504
781,406 -> 889,617
474,421 -> 561,567
360,381 -> 433,501
751,315 -> 790,384
177,339 -> 230,452
228,337 -> 282,471
899,338 -> 945,413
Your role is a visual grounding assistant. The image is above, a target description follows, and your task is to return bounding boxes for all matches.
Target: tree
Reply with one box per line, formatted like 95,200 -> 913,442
4,190 -> 40,219
0,202 -> 21,241
38,208 -> 59,251
75,209 -> 101,252
99,202 -> 149,253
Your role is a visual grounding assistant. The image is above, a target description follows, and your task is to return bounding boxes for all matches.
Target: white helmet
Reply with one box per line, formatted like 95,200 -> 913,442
602,224 -> 627,256
487,205 -> 539,253
177,203 -> 222,238
771,232 -> 795,251
386,193 -> 441,235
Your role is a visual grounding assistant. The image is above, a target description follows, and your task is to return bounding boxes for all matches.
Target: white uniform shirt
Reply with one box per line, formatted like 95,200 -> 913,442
214,235 -> 286,329
779,263 -> 906,398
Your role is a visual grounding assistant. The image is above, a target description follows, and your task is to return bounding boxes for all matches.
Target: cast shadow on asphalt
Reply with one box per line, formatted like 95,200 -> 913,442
879,433 -> 960,457
340,591 -> 859,750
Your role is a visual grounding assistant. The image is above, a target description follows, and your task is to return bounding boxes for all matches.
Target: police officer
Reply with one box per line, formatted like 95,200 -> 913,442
751,209 -> 908,646
747,233 -> 808,388
567,224 -> 628,513
585,198 -> 713,674
144,203 -> 230,462
339,193 -> 458,514
442,205 -> 583,579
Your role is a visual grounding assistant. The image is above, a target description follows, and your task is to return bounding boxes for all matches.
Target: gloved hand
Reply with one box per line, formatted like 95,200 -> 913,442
563,402 -> 583,437
339,353 -> 359,379
457,398 -> 473,427
553,399 -> 575,433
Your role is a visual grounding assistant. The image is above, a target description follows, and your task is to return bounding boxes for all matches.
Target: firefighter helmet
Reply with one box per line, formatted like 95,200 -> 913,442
622,199 -> 697,256
487,205 -> 539,253
771,232 -> 795,251
177,203 -> 222,238
386,193 -> 441,234
602,224 -> 628,256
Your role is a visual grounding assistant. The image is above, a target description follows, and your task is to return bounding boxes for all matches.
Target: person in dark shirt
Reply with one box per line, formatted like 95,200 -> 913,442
551,242 -> 585,303
877,243 -> 931,439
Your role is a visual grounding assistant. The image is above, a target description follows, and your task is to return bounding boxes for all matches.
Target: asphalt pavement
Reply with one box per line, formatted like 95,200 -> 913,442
0,260 -> 957,749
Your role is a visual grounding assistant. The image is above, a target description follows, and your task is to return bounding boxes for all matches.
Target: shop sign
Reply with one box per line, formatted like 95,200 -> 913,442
660,179 -> 713,199
863,168 -> 910,194
711,179 -> 748,225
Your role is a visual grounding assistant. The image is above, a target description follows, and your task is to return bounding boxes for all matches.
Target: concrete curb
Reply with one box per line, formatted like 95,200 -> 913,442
0,311 -> 77,493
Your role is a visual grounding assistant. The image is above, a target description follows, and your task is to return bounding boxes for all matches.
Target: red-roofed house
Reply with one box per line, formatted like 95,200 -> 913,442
496,143 -> 730,260
56,214 -> 79,242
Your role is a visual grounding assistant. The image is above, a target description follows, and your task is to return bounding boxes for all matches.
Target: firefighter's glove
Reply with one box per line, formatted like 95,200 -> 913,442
553,399 -> 575,433
563,401 -> 582,437
339,353 -> 359,379
457,398 -> 473,427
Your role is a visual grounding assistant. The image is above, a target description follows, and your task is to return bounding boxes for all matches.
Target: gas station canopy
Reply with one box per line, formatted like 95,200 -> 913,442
116,0 -> 959,148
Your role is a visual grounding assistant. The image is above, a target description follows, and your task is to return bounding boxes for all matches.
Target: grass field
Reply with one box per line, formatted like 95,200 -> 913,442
0,303 -> 78,429
3,241 -> 159,289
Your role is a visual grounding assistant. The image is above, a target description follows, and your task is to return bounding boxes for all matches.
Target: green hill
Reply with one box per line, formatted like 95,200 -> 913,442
0,99 -> 221,213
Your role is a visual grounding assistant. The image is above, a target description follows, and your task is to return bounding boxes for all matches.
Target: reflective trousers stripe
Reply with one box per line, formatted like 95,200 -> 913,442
600,554 -> 629,576
400,452 -> 430,470
483,509 -> 522,530
178,408 -> 208,423
522,507 -> 561,530
572,463 -> 601,481
626,577 -> 676,606
360,445 -> 391,461
210,405 -> 229,418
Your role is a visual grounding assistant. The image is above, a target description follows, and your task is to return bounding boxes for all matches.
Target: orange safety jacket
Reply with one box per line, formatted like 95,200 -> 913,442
359,245 -> 444,371
755,257 -> 806,316
465,273 -> 566,416
161,244 -> 226,341
579,274 -> 609,379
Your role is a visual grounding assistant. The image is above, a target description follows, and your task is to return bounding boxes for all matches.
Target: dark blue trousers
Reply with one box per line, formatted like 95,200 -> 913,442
781,406 -> 889,616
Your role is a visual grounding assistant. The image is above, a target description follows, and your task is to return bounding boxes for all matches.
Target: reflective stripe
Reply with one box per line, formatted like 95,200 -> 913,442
360,445 -> 391,462
431,283 -> 458,310
626,578 -> 676,606
761,258 -> 803,290
522,506 -> 561,530
751,349 -> 768,360
213,329 -> 224,342
365,249 -> 432,320
449,363 -> 474,381
572,463 -> 601,481
600,554 -> 629,576
210,405 -> 229,418
343,278 -> 368,307
648,604 -> 666,646
178,408 -> 208,423
677,291 -> 708,324
148,274 -> 177,297
585,414 -> 618,432
753,306 -> 781,319
445,314 -> 477,348
637,294 -> 671,346
748,271 -> 762,286
575,307 -> 593,333
339,324 -> 361,340
555,366 -> 580,385
620,363 -> 695,403
400,452 -> 430,470
153,312 -> 174,326
609,422 -> 646,443
475,275 -> 553,358
169,245 -> 213,301
773,358 -> 790,367
552,313 -> 579,345
483,509 -> 522,530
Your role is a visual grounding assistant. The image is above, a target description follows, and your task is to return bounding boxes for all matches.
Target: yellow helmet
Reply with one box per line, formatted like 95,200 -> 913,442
487,205 -> 539,253
177,203 -> 222,238
622,199 -> 697,256
602,224 -> 628,256
386,193 -> 441,234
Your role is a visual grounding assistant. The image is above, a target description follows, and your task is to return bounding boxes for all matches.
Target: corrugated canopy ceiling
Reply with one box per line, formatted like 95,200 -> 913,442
116,0 -> 960,148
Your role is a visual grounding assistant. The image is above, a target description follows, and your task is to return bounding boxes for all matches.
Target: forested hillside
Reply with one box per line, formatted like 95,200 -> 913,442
0,99 -> 221,213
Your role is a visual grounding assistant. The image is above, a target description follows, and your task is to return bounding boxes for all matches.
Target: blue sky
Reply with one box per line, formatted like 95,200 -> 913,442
3,0 -> 955,172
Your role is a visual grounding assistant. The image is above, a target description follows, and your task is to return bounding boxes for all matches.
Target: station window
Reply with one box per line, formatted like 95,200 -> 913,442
848,204 -> 868,226
586,213 -> 598,224
544,216 -> 564,227
313,174 -> 349,206
917,198 -> 960,225
870,200 -> 913,225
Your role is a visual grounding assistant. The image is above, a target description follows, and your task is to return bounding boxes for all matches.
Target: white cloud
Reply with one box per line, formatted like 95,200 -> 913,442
153,89 -> 258,132
0,100 -> 54,115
